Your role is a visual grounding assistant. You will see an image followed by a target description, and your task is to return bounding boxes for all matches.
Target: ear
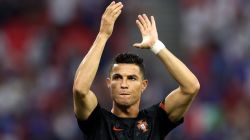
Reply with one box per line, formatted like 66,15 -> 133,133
141,79 -> 148,93
106,77 -> 111,88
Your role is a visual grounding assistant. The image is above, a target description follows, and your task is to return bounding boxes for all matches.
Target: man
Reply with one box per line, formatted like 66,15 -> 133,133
73,1 -> 200,140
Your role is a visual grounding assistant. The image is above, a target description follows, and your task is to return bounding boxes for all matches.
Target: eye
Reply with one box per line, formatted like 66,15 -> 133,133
112,74 -> 122,80
128,76 -> 137,81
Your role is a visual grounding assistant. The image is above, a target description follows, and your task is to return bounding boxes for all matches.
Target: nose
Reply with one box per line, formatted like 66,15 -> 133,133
121,79 -> 128,89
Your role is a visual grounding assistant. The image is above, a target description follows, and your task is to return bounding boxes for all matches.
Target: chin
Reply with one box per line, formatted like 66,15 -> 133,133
116,100 -> 131,107
114,98 -> 138,107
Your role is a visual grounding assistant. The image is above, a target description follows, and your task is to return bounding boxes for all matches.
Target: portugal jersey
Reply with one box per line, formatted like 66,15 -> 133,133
77,102 -> 183,140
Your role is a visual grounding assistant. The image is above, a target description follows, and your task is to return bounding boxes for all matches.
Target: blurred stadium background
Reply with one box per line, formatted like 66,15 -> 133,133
0,0 -> 250,140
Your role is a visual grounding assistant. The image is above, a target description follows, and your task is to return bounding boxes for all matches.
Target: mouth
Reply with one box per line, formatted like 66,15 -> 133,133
119,91 -> 130,96
120,93 -> 130,95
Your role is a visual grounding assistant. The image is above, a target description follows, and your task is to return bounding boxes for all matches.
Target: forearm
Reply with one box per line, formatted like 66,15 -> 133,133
73,33 -> 109,94
156,44 -> 200,94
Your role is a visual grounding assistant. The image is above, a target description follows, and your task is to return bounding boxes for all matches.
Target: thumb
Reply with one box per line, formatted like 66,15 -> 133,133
133,42 -> 143,48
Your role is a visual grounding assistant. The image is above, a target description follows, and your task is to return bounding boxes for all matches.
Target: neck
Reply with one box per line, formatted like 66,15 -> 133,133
111,102 -> 140,118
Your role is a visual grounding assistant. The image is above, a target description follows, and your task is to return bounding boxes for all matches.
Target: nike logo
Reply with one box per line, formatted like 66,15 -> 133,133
112,126 -> 124,132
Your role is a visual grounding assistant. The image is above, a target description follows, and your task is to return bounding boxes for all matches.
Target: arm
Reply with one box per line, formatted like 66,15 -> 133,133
73,1 -> 123,120
134,14 -> 200,122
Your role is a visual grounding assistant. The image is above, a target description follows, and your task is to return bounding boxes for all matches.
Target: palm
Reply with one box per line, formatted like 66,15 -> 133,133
140,34 -> 155,48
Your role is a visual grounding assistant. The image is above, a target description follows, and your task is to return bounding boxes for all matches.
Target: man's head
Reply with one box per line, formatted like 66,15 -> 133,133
108,53 -> 146,79
106,53 -> 148,107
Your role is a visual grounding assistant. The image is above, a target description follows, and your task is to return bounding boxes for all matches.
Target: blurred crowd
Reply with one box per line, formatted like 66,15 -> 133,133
173,0 -> 250,140
0,0 -> 249,140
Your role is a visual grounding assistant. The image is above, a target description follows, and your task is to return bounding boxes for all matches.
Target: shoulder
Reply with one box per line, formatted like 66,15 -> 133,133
76,104 -> 110,133
139,102 -> 184,138
140,102 -> 184,126
139,102 -> 164,117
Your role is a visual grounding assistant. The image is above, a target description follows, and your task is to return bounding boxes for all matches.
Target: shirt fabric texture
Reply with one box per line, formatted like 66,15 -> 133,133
77,102 -> 183,140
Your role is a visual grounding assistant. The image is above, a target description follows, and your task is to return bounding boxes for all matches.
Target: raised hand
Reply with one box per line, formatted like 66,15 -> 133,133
99,1 -> 123,38
133,14 -> 158,49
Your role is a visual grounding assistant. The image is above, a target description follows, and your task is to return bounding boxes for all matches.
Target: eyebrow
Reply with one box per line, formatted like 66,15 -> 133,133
111,73 -> 139,78
127,75 -> 138,78
112,73 -> 122,77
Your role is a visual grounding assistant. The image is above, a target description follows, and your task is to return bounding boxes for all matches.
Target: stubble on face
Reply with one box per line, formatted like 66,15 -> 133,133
108,64 -> 146,107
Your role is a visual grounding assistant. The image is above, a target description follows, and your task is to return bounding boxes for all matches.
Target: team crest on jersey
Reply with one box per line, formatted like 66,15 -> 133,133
136,119 -> 148,133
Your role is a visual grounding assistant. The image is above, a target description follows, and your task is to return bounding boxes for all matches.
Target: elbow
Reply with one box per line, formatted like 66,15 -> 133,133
73,87 -> 89,99
192,81 -> 200,94
72,81 -> 90,97
182,79 -> 200,95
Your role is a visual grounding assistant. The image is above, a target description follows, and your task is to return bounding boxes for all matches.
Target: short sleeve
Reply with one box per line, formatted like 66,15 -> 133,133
76,104 -> 102,134
144,102 -> 184,138
156,102 -> 184,134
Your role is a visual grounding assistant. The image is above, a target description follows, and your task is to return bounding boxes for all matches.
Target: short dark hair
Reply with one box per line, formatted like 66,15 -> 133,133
109,53 -> 146,78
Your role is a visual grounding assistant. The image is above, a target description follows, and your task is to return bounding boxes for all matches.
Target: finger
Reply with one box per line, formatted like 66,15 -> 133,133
113,10 -> 122,19
143,14 -> 151,28
104,1 -> 116,15
112,4 -> 123,16
136,19 -> 144,33
133,43 -> 143,48
151,16 -> 156,30
138,15 -> 147,30
111,2 -> 123,11
106,1 -> 121,15
110,1 -> 115,5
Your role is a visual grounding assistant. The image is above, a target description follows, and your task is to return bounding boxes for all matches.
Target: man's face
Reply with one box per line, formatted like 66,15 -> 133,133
107,64 -> 148,107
